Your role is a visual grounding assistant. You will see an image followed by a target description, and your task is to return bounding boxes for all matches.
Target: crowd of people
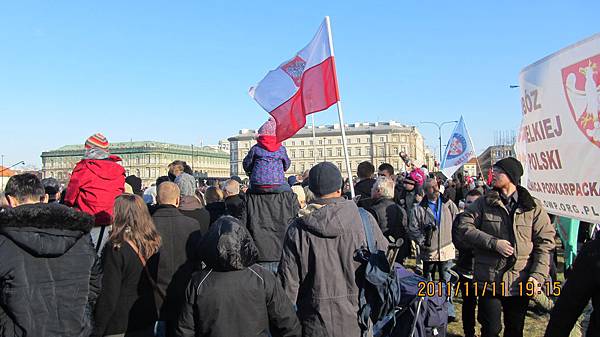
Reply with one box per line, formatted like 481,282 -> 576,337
0,130 -> 593,337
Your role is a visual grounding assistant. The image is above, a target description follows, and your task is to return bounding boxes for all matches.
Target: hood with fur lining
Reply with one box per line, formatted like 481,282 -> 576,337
0,203 -> 94,257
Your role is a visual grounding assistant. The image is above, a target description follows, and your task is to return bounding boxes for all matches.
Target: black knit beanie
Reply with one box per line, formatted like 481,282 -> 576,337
309,162 -> 343,196
493,157 -> 523,185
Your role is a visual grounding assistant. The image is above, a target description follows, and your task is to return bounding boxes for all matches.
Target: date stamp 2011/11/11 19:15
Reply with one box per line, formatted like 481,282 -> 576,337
417,281 -> 562,298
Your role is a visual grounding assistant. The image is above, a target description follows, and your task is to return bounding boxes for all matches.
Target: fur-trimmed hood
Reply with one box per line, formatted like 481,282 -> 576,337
484,185 -> 536,212
0,203 -> 94,257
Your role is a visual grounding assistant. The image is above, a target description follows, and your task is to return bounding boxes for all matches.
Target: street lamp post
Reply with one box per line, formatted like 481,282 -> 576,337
420,120 -> 459,167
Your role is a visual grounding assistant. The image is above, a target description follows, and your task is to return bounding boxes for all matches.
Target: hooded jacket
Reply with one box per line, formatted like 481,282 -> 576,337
176,217 -> 301,337
243,144 -> 291,187
278,198 -> 388,337
456,186 -> 555,296
64,155 -> 125,225
0,203 -> 97,337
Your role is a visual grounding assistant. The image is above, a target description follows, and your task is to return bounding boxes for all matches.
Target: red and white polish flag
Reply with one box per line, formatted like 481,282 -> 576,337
249,17 -> 340,142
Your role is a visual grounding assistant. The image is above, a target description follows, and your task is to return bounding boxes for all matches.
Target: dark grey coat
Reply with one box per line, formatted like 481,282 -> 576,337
278,198 -> 388,337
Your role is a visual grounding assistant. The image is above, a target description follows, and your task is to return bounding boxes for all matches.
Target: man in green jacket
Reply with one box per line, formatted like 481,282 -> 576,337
456,157 -> 555,337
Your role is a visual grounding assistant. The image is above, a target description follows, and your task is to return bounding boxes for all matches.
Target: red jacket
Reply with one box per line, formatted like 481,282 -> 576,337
64,155 -> 125,225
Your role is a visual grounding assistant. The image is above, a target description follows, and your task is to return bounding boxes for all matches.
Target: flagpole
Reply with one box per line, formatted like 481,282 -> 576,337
312,114 -> 317,165
325,16 -> 355,198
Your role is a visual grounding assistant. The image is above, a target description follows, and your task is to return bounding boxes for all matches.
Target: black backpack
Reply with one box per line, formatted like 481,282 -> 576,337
356,208 -> 402,337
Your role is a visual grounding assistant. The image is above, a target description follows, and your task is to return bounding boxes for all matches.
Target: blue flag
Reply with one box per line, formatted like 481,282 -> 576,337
440,116 -> 476,178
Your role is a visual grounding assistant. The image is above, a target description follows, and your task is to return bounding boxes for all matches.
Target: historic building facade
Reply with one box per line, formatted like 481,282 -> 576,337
228,121 -> 435,178
41,141 -> 229,186
478,144 -> 515,174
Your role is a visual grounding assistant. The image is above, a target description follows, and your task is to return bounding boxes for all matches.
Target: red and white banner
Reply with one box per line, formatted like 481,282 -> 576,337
249,18 -> 340,142
515,33 -> 600,222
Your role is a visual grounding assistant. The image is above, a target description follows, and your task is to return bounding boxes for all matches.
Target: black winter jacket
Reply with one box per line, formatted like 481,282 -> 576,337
354,178 -> 376,208
224,194 -> 246,220
205,201 -> 227,225
367,198 -> 408,240
545,237 -> 600,336
176,217 -> 301,337
92,242 -> 157,336
150,205 -> 203,321
242,191 -> 299,262
0,203 -> 97,337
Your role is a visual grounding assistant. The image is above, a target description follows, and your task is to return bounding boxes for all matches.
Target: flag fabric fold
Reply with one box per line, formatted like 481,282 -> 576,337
250,18 -> 340,142
440,116 -> 476,178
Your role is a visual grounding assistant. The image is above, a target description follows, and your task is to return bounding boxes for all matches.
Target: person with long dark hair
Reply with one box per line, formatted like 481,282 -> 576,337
93,194 -> 162,337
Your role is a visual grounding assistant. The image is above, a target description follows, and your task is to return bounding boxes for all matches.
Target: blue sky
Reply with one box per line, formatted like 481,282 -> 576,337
1,1 -> 599,168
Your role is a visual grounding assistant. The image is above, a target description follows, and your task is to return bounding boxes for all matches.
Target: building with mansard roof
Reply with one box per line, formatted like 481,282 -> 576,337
228,121 -> 435,179
41,141 -> 229,187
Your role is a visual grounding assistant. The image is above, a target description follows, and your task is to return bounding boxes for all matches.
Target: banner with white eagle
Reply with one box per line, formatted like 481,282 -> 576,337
515,33 -> 600,223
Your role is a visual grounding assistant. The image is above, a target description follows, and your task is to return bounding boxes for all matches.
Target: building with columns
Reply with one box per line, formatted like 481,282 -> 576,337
41,141 -> 229,187
228,121 -> 435,178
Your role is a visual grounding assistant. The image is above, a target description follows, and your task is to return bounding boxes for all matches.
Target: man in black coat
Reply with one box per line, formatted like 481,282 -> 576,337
150,182 -> 202,337
368,176 -> 409,263
1,173 -> 97,337
353,161 -> 376,208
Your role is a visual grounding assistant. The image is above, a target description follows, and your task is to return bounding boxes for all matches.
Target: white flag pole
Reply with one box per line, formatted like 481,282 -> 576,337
312,114 -> 317,165
325,16 -> 355,198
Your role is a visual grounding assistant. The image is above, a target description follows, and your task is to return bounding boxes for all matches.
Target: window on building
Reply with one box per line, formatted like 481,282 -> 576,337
309,150 -> 313,158
291,150 -> 296,158
327,149 -> 332,157
356,148 -> 361,156
337,139 -> 342,144
348,138 -> 352,144
300,150 -> 305,158
337,148 -> 342,157
301,140 -> 305,146
378,147 -> 385,156
328,139 -> 332,145
379,136 -> 385,142
292,141 -> 296,146
401,136 -> 407,143
357,138 -> 361,143
347,148 -> 352,156
319,139 -> 323,145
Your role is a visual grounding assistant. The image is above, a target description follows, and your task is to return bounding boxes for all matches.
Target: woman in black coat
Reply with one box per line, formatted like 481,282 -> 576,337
176,216 -> 301,337
93,194 -> 162,337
